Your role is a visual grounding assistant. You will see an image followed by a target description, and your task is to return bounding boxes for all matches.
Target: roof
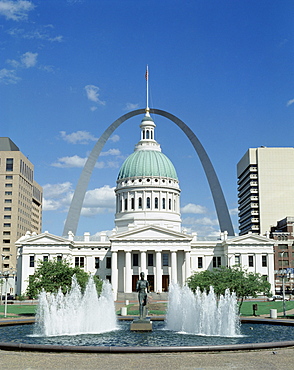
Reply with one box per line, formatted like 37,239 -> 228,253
117,149 -> 178,180
0,137 -> 19,151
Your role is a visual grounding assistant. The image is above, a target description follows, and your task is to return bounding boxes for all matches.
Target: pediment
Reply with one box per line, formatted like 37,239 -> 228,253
227,234 -> 274,245
17,232 -> 71,245
110,225 -> 192,241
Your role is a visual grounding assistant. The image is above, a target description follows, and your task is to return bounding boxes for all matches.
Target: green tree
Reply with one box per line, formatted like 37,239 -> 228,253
186,266 -> 271,311
26,259 -> 103,299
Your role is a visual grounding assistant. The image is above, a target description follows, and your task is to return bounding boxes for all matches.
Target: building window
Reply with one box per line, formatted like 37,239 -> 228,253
3,232 -> 10,235
5,183 -> 12,187
29,256 -> 34,267
3,240 -> 10,244
169,199 -> 171,210
95,257 -> 100,269
5,191 -> 12,196
162,253 -> 169,266
234,255 -> 240,266
131,198 -> 135,210
148,253 -> 154,266
5,175 -> 13,179
213,256 -> 222,268
4,215 -> 11,219
3,223 -> 11,227
279,252 -> 288,258
146,197 -> 151,209
75,256 -> 84,267
124,198 -> 128,211
4,208 -> 11,212
155,197 -> 158,209
57,255 -> 62,261
248,255 -> 254,267
138,197 -> 142,209
133,253 -> 139,267
43,256 -> 48,262
262,255 -> 267,267
2,248 -> 10,252
6,158 -> 13,172
106,257 -> 111,269
4,199 -> 12,203
162,198 -> 166,209
198,257 -> 203,268
106,275 -> 111,283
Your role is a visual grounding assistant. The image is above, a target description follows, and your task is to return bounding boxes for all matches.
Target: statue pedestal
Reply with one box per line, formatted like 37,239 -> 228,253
130,318 -> 153,332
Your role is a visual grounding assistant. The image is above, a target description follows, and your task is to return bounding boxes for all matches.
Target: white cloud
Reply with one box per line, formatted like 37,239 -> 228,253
286,99 -> 294,107
182,216 -> 219,226
20,51 -> 37,68
0,0 -> 34,21
51,155 -> 87,168
181,203 -> 207,214
60,130 -> 98,144
229,208 -> 238,216
42,182 -> 115,216
109,134 -> 120,143
7,26 -> 63,42
84,84 -> 105,106
0,68 -> 20,84
125,102 -> 139,110
100,148 -> 121,157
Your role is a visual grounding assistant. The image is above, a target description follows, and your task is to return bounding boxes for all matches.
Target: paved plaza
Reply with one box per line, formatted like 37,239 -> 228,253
0,347 -> 294,369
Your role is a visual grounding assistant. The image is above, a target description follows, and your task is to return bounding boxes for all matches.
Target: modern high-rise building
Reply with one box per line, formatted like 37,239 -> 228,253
0,137 -> 42,278
237,147 -> 294,236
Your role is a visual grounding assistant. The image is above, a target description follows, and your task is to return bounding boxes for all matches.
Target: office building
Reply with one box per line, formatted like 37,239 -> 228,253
237,147 -> 294,236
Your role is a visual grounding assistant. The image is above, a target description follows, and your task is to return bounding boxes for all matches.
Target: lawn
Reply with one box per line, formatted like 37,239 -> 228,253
0,304 -> 37,318
240,300 -> 294,316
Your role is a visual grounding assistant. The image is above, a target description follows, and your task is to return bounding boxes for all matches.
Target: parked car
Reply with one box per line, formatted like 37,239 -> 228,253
267,295 -> 289,301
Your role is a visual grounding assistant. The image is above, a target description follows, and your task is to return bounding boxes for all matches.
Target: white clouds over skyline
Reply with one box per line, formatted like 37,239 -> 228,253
60,130 -> 98,144
286,98 -> 294,107
0,0 -> 35,21
181,203 -> 207,214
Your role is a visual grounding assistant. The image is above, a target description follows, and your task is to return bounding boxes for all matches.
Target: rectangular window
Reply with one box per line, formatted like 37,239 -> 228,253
248,255 -> 254,267
213,256 -> 221,268
5,191 -> 12,196
75,256 -> 84,267
5,175 -> 13,179
4,199 -> 12,203
198,257 -> 203,269
279,252 -> 288,257
43,256 -> 48,262
148,253 -> 154,266
5,183 -> 12,187
3,223 -> 11,227
234,255 -> 240,266
3,232 -> 10,235
2,247 -> 10,252
106,257 -> 111,269
57,255 -> 62,261
3,240 -> 10,244
6,158 -> 13,172
4,215 -> 11,219
4,207 -> 11,212
262,255 -> 267,267
106,275 -> 111,283
162,253 -> 169,266
133,253 -> 139,267
29,256 -> 34,267
131,198 -> 135,210
95,257 -> 100,269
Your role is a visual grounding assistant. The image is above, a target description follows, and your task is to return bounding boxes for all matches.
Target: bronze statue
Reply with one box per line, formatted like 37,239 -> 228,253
136,272 -> 149,319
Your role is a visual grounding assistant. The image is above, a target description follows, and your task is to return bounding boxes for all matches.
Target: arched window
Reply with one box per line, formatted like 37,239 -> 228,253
138,197 -> 142,209
151,131 -> 153,140
162,198 -> 166,209
131,198 -> 135,210
143,131 -> 145,139
155,197 -> 158,209
120,199 -> 122,212
146,130 -> 150,139
124,198 -> 128,211
169,199 -> 171,210
147,197 -> 150,209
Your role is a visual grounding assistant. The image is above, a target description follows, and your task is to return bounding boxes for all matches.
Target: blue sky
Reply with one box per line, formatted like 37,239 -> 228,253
0,0 -> 293,237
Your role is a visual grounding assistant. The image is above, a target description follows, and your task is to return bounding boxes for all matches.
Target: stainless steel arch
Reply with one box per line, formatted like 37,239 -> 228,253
63,108 -> 234,236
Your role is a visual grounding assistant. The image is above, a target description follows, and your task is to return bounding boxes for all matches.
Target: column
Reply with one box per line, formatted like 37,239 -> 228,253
141,251 -> 147,276
111,251 -> 118,300
185,251 -> 191,281
125,251 -> 132,293
171,251 -> 177,284
156,251 -> 162,293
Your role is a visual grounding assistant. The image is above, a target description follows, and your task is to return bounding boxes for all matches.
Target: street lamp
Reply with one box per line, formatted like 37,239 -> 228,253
0,269 -> 16,318
281,251 -> 286,317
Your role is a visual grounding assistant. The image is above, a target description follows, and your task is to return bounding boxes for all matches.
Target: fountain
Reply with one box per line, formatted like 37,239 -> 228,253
1,279 -> 294,351
165,283 -> 240,337
34,276 -> 117,337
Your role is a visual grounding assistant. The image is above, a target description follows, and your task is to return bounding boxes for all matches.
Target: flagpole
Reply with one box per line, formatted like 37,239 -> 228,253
145,65 -> 149,113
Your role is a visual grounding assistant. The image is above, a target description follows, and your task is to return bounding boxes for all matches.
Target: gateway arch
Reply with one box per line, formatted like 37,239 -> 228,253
63,108 -> 234,236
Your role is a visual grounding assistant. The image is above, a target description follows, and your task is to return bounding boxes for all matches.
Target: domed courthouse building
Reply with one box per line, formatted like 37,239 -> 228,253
16,111 -> 275,298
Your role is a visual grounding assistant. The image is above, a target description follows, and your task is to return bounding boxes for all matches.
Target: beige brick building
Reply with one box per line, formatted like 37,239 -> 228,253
0,138 -> 42,289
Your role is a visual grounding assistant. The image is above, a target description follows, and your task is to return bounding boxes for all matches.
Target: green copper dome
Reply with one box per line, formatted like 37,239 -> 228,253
117,150 -> 178,180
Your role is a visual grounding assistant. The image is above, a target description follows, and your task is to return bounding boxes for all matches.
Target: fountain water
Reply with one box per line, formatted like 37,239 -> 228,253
165,283 -> 240,337
34,276 -> 117,336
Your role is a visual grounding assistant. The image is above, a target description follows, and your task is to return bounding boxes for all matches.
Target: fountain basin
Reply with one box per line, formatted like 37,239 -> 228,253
0,318 -> 294,352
